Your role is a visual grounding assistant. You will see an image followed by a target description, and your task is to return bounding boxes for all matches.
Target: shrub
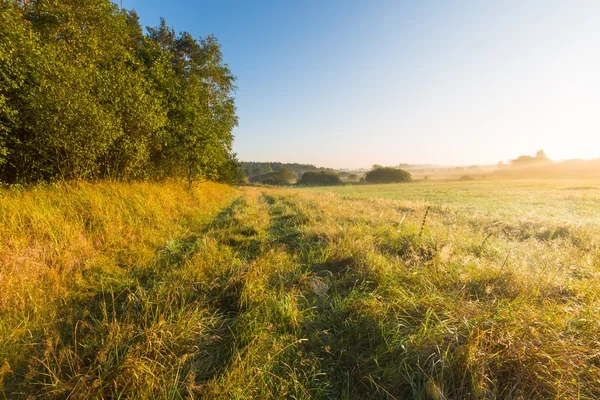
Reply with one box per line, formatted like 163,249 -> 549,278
276,167 -> 296,184
297,171 -> 343,186
261,176 -> 278,185
249,167 -> 296,185
364,167 -> 412,184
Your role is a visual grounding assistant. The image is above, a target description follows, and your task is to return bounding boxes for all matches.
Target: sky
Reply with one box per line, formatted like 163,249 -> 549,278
123,0 -> 600,168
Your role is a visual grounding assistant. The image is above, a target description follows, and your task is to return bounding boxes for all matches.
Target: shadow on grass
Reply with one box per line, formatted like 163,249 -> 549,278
262,194 -> 428,399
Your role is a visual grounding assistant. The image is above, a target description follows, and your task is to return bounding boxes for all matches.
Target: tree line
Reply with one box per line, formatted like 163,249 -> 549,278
0,0 -> 241,184
248,166 -> 413,186
241,162 -> 332,179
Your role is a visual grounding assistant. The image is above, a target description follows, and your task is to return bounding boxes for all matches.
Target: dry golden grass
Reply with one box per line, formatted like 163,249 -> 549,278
0,180 -> 237,395
0,180 -> 235,311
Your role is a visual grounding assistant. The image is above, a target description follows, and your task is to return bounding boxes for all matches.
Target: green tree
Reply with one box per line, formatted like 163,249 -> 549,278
1,0 -> 166,181
297,171 -> 343,186
145,25 -> 237,184
0,0 -> 238,184
365,167 -> 412,184
0,1 -> 42,176
217,152 -> 246,184
276,166 -> 295,184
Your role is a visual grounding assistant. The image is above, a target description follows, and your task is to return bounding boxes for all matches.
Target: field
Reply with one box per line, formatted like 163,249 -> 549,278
301,179 -> 600,227
1,179 -> 600,398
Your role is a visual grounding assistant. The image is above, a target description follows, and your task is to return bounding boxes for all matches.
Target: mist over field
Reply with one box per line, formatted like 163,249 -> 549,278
2,0 -> 600,398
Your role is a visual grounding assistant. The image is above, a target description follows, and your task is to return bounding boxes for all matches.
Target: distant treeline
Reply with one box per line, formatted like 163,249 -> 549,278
492,150 -> 600,179
495,158 -> 600,179
0,1 -> 240,184
244,164 -> 413,187
241,162 -> 332,179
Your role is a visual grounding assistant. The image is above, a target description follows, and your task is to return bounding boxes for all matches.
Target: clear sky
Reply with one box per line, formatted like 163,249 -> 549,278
123,0 -> 600,168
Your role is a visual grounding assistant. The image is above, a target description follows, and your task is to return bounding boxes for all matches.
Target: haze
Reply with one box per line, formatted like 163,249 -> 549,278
126,0 -> 600,168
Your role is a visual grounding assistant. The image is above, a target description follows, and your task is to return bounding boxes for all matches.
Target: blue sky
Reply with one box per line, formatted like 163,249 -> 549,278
123,0 -> 600,168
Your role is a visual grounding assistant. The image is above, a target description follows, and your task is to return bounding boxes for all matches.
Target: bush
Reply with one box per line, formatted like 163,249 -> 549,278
460,175 -> 475,181
297,171 -> 343,186
276,167 -> 296,184
365,167 -> 412,184
259,177 -> 276,185
249,167 -> 296,185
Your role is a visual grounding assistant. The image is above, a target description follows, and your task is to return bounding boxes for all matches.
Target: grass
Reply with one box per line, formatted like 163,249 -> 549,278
1,179 -> 600,398
300,179 -> 600,227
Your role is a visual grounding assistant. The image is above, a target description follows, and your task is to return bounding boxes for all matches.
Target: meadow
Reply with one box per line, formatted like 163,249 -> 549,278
301,179 -> 600,227
1,179 -> 600,398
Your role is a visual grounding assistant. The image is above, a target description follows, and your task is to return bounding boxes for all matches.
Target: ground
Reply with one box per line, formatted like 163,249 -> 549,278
1,179 -> 599,398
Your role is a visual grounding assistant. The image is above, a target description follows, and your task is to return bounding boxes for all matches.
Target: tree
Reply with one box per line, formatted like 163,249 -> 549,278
0,1 -> 238,185
1,0 -> 168,182
511,150 -> 550,167
0,1 -> 38,172
165,32 -> 237,185
217,153 -> 246,184
511,155 -> 536,165
240,162 -> 320,179
276,167 -> 295,184
536,149 -> 548,160
248,167 -> 296,185
6,0 -> 128,181
297,171 -> 342,186
365,167 -> 412,184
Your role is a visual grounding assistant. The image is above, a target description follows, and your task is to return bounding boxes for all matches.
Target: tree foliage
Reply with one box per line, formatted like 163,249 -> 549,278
249,166 -> 296,185
510,150 -> 550,167
216,153 -> 246,184
240,162 -> 325,179
297,171 -> 343,186
0,0 -> 237,184
277,167 -> 295,183
365,167 -> 412,184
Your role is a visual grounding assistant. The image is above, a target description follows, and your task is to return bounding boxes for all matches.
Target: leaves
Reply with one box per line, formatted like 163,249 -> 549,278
0,0 -> 238,184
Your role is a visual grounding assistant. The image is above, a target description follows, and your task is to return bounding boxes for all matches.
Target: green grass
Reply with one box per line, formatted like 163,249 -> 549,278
299,179 -> 600,227
1,179 -> 600,398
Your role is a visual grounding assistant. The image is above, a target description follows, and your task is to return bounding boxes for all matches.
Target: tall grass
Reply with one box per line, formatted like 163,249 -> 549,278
0,180 -> 237,396
1,181 -> 599,398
